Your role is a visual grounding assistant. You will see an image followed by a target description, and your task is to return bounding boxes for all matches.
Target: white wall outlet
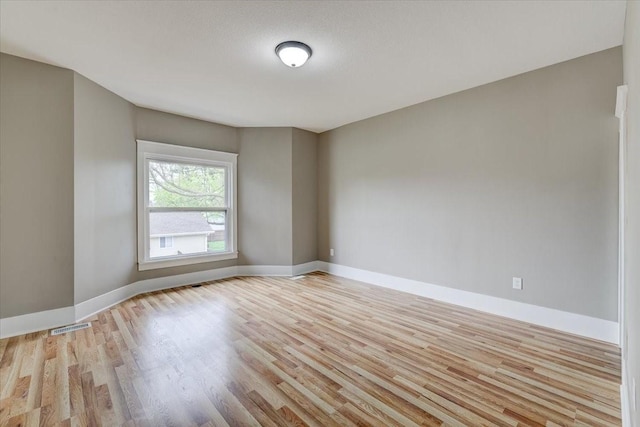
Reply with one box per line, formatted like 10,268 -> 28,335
330,248 -> 335,257
512,277 -> 523,290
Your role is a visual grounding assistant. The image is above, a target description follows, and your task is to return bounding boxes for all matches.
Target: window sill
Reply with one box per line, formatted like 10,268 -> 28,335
138,251 -> 238,271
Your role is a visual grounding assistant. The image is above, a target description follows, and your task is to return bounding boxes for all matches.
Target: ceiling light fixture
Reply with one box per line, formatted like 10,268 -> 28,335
275,41 -> 312,68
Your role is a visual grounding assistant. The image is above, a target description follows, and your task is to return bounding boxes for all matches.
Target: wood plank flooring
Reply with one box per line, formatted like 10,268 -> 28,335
0,272 -> 621,426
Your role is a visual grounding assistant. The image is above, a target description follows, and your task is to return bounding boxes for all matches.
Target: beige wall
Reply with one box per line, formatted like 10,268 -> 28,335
318,47 -> 621,321
236,127 -> 319,266
0,54 -> 318,319
134,107 -> 240,281
2,54 -> 317,317
74,88 -> 242,303
237,127 -> 293,266
1,43 -> 622,336
0,54 -> 252,318
135,107 -> 238,154
0,54 -> 75,317
623,1 -> 640,423
73,74 -> 137,304
292,128 -> 318,265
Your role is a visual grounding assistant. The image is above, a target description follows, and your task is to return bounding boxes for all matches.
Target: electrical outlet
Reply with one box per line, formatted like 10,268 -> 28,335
512,277 -> 523,290
330,248 -> 335,257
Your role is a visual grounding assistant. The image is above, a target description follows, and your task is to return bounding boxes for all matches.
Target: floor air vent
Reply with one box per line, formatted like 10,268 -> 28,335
290,275 -> 306,280
51,322 -> 91,336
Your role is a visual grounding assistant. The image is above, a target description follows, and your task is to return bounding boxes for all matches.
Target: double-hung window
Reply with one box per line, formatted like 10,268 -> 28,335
137,140 -> 238,270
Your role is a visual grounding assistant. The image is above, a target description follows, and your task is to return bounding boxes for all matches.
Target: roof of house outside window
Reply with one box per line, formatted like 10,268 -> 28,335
150,211 -> 212,236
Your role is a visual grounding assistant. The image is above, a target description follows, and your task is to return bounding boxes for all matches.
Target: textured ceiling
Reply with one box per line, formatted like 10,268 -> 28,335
0,1 -> 627,132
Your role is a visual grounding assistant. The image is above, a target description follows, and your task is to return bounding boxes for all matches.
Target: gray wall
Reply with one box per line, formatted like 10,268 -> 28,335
623,1 -> 640,423
318,47 -> 621,321
236,127 -> 319,267
1,44 -> 621,331
292,128 -> 318,265
73,74 -> 137,303
0,52 -> 319,317
0,54 -> 75,317
237,127 -> 293,266
136,107 -> 238,154
134,107 -> 239,282
2,53 -> 305,317
74,93 -> 241,303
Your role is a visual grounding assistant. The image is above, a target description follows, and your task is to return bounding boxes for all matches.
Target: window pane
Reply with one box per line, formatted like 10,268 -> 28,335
149,211 -> 217,259
205,211 -> 227,253
159,236 -> 173,248
149,160 -> 226,208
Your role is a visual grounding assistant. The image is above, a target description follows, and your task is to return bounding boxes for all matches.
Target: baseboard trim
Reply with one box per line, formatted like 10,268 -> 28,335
236,265 -> 293,276
235,262 -> 319,277
2,261 -> 618,344
621,384 -> 631,427
292,261 -> 321,276
1,263 -> 318,339
316,261 -> 619,344
75,266 -> 239,322
0,306 -> 75,339
621,359 -> 632,427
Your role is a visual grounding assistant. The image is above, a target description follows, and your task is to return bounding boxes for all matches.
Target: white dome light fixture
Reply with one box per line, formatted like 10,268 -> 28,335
275,41 -> 312,68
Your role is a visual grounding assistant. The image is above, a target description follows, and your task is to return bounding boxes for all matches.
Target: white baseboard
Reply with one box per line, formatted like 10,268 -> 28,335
234,261 -> 319,277
1,263 -> 317,339
237,265 -> 293,276
292,261 -> 321,276
622,384 -> 632,427
2,261 -> 619,344
317,261 -> 619,344
621,358 -> 633,427
0,306 -> 75,338
75,266 -> 239,322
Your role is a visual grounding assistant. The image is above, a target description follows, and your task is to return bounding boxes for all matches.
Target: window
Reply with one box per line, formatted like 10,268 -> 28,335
137,140 -> 237,270
159,236 -> 173,248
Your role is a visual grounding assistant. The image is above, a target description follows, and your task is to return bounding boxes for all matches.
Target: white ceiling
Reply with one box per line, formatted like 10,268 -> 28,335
0,1 -> 627,133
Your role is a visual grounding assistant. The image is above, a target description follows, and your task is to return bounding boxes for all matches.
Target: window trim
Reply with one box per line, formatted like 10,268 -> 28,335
137,140 -> 238,271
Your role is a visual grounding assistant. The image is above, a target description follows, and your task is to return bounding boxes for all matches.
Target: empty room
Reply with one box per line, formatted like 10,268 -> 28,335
0,1 -> 639,426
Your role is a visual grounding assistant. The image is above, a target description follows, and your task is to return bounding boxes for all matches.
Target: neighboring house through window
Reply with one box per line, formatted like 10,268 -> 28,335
159,236 -> 173,249
137,140 -> 238,270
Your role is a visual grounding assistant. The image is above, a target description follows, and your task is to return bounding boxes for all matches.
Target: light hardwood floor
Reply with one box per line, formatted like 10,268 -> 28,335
0,272 -> 621,426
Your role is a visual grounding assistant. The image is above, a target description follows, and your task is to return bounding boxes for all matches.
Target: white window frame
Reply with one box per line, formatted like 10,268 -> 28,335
137,140 -> 238,271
